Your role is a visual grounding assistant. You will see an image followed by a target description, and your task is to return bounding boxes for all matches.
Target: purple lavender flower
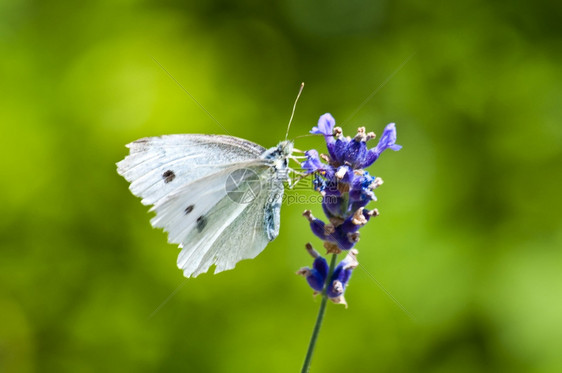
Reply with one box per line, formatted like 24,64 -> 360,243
300,114 -> 401,252
308,114 -> 401,167
362,123 -> 402,168
298,113 -> 401,303
297,244 -> 358,307
301,150 -> 324,174
309,113 -> 335,138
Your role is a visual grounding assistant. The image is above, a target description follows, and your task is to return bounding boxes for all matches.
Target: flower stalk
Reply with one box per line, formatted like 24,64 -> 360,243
300,253 -> 337,373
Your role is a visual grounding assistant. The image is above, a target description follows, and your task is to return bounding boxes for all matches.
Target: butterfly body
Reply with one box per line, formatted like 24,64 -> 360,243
260,140 -> 293,240
117,134 -> 293,278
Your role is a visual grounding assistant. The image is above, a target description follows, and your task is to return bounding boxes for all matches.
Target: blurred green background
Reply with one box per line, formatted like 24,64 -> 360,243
1,0 -> 561,372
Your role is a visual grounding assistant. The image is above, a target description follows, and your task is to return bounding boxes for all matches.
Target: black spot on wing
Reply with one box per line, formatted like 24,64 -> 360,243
185,205 -> 194,214
196,216 -> 207,232
162,170 -> 176,183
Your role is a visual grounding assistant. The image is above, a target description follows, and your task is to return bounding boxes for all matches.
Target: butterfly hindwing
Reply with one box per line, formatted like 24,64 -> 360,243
151,162 -> 283,277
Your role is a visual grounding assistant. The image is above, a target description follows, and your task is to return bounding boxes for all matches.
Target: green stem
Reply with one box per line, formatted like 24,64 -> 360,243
300,253 -> 338,373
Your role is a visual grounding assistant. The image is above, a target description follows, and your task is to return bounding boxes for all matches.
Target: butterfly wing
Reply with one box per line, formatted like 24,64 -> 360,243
151,164 -> 284,277
117,134 -> 284,278
117,134 -> 266,206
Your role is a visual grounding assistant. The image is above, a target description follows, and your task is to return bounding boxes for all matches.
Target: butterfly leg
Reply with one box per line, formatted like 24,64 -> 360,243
289,156 -> 307,168
287,169 -> 311,190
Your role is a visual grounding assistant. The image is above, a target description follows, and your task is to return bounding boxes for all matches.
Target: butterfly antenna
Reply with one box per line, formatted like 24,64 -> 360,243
285,82 -> 305,141
292,133 -> 317,140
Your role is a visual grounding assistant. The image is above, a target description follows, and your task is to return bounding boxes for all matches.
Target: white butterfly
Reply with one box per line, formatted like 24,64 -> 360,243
117,134 -> 294,278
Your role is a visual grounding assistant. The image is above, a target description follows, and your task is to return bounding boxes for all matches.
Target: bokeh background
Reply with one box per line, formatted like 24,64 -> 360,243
1,0 -> 561,372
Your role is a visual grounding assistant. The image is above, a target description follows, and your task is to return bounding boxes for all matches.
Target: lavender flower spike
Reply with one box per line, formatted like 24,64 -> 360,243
298,113 -> 401,293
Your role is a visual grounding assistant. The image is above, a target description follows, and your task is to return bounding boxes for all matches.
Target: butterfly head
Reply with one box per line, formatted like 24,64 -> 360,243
278,140 -> 294,157
262,141 -> 294,175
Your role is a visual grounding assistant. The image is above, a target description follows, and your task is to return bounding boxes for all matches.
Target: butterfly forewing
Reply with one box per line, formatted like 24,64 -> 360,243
117,135 -> 266,206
